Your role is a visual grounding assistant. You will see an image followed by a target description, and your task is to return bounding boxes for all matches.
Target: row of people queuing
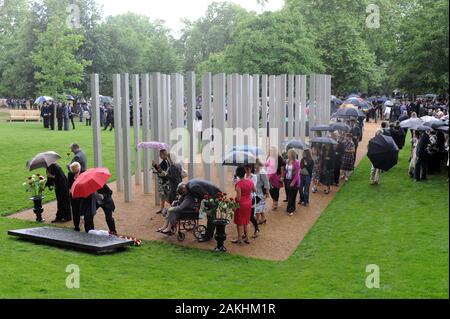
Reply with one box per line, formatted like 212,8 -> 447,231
370,113 -> 449,185
367,99 -> 448,123
154,119 -> 362,244
44,144 -> 118,234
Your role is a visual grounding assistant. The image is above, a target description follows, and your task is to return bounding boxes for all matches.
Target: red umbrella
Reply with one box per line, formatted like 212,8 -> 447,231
71,168 -> 112,199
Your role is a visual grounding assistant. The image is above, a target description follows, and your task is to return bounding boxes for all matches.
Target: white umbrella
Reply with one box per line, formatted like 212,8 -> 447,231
420,116 -> 438,123
400,118 -> 423,130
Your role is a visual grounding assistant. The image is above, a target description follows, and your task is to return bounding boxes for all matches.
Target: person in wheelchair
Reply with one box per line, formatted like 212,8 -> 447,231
156,184 -> 199,235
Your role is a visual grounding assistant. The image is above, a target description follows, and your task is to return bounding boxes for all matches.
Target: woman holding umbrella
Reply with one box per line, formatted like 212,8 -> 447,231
341,133 -> 356,182
152,149 -> 172,214
320,144 -> 336,195
46,163 -> 72,223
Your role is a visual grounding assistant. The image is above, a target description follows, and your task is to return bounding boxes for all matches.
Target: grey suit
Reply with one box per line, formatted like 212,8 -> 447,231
71,150 -> 88,172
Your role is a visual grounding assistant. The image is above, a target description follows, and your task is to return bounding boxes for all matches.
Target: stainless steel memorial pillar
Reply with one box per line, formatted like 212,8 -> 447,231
132,74 -> 141,186
141,73 -> 151,194
90,74 -> 102,168
121,73 -> 132,202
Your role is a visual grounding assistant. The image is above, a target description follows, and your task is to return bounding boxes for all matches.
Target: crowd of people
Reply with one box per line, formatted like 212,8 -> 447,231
150,116 -> 364,244
37,101 -> 116,131
35,95 -> 448,248
366,98 -> 448,123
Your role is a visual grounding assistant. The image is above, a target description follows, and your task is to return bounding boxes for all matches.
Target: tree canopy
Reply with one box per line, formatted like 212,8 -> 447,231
0,0 -> 448,98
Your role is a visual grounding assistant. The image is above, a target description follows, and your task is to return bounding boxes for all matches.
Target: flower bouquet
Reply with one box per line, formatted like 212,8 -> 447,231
23,174 -> 46,199
199,193 -> 239,253
200,192 -> 240,222
23,174 -> 47,222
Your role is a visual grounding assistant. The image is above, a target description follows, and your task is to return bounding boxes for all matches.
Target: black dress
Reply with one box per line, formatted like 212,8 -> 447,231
46,164 -> 71,221
68,170 -> 85,231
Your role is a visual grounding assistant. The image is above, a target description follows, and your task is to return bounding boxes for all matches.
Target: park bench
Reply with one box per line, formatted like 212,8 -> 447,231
9,110 -> 41,122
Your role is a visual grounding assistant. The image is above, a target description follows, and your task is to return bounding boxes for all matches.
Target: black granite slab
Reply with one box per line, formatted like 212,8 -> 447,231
8,227 -> 134,254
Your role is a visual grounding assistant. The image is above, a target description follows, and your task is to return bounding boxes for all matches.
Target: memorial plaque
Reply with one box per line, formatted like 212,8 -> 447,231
8,227 -> 134,254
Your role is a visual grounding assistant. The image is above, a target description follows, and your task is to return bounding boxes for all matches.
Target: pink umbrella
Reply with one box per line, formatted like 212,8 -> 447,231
138,141 -> 170,151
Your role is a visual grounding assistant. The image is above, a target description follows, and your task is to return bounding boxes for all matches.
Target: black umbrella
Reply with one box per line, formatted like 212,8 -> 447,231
310,137 -> 338,145
415,125 -> 432,132
285,140 -> 310,151
330,122 -> 351,132
367,134 -> 399,171
332,108 -> 365,119
311,125 -> 332,132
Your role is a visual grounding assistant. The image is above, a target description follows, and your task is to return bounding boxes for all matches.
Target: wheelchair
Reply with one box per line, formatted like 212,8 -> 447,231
175,212 -> 207,242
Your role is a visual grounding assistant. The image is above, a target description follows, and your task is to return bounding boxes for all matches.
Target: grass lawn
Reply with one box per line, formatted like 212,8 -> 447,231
0,122 -> 133,216
0,122 -> 448,298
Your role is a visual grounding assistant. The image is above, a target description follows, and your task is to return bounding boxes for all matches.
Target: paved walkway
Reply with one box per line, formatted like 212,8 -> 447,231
9,123 -> 379,260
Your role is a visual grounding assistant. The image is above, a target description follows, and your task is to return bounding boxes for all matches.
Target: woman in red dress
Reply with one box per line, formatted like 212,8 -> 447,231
232,166 -> 256,245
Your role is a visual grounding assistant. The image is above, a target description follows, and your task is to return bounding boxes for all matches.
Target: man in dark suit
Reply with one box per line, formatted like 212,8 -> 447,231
48,101 -> 55,130
103,105 -> 114,131
185,179 -> 222,243
56,102 -> 64,131
96,184 -> 117,234
41,102 -> 50,128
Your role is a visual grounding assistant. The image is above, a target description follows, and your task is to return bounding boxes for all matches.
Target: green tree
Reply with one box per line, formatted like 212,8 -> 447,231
392,0 -> 449,95
178,1 -> 251,72
285,0 -> 381,95
0,0 -> 36,97
84,13 -> 181,96
198,11 -> 324,76
32,0 -> 90,99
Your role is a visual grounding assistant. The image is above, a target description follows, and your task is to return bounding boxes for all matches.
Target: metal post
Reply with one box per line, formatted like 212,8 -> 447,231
252,75 -> 260,147
90,74 -> 102,168
300,75 -> 307,141
242,74 -> 251,133
202,72 -> 212,181
121,73 -> 132,202
295,75 -> 301,139
171,73 -> 184,161
213,73 -> 226,190
113,74 -> 124,191
151,72 -> 162,205
268,75 -> 276,149
288,74 -> 294,139
278,75 -> 287,147
186,72 -> 196,180
141,73 -> 151,194
132,74 -> 141,185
